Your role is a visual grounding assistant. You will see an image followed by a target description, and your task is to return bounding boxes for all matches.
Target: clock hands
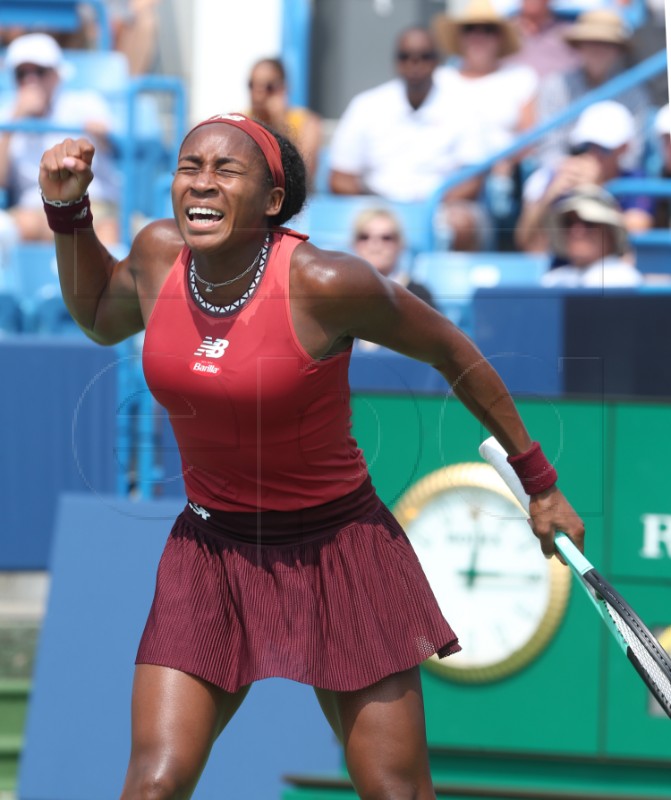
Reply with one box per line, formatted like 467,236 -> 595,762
456,568 -> 544,583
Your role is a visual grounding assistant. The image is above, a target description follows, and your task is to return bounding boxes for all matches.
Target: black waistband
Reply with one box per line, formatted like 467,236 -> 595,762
182,474 -> 379,547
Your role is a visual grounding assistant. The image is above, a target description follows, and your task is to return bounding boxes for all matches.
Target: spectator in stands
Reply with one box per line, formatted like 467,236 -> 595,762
328,26 -> 485,250
245,57 -> 322,191
351,207 -> 436,350
516,100 -> 654,252
536,9 -> 652,171
0,33 -> 120,244
629,0 -> 668,108
74,0 -> 163,75
499,0 -> 581,78
432,0 -> 539,248
352,208 -> 436,309
652,104 -> 671,228
542,183 -> 642,287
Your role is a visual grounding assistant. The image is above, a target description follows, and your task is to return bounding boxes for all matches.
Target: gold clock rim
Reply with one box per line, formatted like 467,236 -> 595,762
393,462 -> 571,684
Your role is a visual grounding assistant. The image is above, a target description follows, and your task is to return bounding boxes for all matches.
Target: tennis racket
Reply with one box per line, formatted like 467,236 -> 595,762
479,435 -> 671,719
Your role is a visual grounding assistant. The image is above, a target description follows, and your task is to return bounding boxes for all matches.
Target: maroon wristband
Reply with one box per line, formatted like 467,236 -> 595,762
42,193 -> 93,234
507,441 -> 558,495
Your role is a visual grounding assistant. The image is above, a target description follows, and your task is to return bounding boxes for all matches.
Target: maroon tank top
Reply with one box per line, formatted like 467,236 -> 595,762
142,228 -> 368,511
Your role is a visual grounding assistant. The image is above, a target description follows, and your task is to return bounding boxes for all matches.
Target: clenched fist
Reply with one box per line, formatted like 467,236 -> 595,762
39,137 -> 96,204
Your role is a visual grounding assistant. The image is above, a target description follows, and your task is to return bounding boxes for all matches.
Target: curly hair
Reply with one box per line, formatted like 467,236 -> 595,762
257,123 -> 307,226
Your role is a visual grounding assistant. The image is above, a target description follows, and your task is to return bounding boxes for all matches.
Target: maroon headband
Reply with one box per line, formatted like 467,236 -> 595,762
185,113 -> 285,189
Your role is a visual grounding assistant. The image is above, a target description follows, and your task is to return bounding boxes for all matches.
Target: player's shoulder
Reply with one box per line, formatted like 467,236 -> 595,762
290,240 -> 384,300
128,218 -> 185,274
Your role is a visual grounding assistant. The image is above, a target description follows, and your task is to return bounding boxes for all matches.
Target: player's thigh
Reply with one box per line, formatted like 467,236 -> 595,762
120,664 -> 250,800
330,667 -> 435,800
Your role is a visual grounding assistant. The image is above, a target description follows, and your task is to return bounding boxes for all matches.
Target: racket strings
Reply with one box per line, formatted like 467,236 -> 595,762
603,599 -> 671,709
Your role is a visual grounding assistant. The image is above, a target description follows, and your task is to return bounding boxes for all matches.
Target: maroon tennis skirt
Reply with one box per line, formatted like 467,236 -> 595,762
136,475 -> 460,692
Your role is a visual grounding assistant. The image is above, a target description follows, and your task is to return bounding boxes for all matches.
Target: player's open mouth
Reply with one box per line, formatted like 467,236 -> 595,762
186,207 -> 224,226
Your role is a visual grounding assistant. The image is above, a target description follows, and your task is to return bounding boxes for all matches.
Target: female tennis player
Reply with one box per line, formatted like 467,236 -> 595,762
39,115 -> 585,800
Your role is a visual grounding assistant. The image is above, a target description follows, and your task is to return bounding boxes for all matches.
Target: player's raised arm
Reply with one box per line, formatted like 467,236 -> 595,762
39,137 -> 145,345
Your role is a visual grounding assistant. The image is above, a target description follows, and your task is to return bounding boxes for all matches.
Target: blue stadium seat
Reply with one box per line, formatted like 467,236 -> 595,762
0,293 -> 22,334
298,194 -> 434,254
30,295 -> 82,336
4,242 -> 62,329
411,250 -> 550,330
0,1 -> 112,49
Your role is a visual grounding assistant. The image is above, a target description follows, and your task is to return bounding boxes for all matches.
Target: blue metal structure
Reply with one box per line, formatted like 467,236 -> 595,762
0,0 -> 112,50
281,0 -> 313,107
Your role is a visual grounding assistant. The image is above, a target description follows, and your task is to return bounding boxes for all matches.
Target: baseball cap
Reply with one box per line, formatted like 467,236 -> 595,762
5,33 -> 63,73
568,101 -> 635,150
654,104 -> 670,138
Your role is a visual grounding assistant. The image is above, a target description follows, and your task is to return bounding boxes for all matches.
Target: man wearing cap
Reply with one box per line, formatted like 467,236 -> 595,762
652,104 -> 671,229
541,184 -> 642,287
516,100 -> 653,252
0,32 -> 120,243
536,9 -> 652,170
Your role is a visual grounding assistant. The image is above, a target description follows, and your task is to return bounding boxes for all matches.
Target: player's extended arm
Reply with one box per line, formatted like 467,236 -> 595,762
298,248 -> 585,555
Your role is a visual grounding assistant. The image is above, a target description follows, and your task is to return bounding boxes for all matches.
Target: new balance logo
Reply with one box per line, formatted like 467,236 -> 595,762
194,337 -> 229,359
189,502 -> 211,520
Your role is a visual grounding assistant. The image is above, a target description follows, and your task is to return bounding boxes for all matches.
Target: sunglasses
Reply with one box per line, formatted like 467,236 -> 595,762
569,142 -> 615,157
248,81 -> 281,93
15,65 -> 51,81
564,215 -> 601,229
396,50 -> 437,62
462,23 -> 500,35
356,232 -> 399,243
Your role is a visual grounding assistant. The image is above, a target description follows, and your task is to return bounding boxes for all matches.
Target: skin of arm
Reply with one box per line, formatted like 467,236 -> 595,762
39,136 -> 183,344
329,169 -> 368,195
291,243 -> 585,557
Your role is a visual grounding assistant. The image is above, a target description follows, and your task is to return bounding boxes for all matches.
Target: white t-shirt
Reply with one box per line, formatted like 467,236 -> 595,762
0,88 -> 120,207
434,64 -> 538,154
541,254 -> 643,287
328,78 -> 486,202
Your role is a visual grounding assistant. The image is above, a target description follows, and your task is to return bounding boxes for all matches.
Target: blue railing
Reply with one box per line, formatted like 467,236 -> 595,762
0,0 -> 113,50
425,48 -> 669,248
281,0 -> 313,108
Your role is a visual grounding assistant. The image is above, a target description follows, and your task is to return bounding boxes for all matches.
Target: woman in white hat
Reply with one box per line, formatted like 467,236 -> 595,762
542,184 -> 642,287
536,9 -> 652,170
433,0 -> 538,152
431,0 -> 539,248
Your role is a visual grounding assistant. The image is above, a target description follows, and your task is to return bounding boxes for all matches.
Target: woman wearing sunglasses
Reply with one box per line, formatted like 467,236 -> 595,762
542,184 -> 642,287
431,0 -> 539,249
245,57 -> 322,191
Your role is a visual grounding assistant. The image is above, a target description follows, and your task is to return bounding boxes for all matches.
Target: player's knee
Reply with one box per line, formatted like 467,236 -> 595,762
120,768 -> 189,800
354,772 -> 423,800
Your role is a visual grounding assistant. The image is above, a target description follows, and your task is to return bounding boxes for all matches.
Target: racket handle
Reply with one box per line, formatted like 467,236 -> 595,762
478,436 -> 530,512
479,436 -> 590,574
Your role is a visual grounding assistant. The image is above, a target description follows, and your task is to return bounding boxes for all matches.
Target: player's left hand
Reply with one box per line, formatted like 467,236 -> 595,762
529,486 -> 585,561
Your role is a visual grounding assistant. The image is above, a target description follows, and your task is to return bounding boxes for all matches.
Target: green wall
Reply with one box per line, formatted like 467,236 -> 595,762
351,395 -> 671,762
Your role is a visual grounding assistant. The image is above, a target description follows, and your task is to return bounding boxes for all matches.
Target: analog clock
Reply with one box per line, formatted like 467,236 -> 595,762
394,462 -> 571,683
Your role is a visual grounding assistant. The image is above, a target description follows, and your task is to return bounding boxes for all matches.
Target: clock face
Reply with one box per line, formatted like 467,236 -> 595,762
394,463 -> 570,682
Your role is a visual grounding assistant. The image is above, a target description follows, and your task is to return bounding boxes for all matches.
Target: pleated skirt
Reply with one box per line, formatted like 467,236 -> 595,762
136,475 -> 460,692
